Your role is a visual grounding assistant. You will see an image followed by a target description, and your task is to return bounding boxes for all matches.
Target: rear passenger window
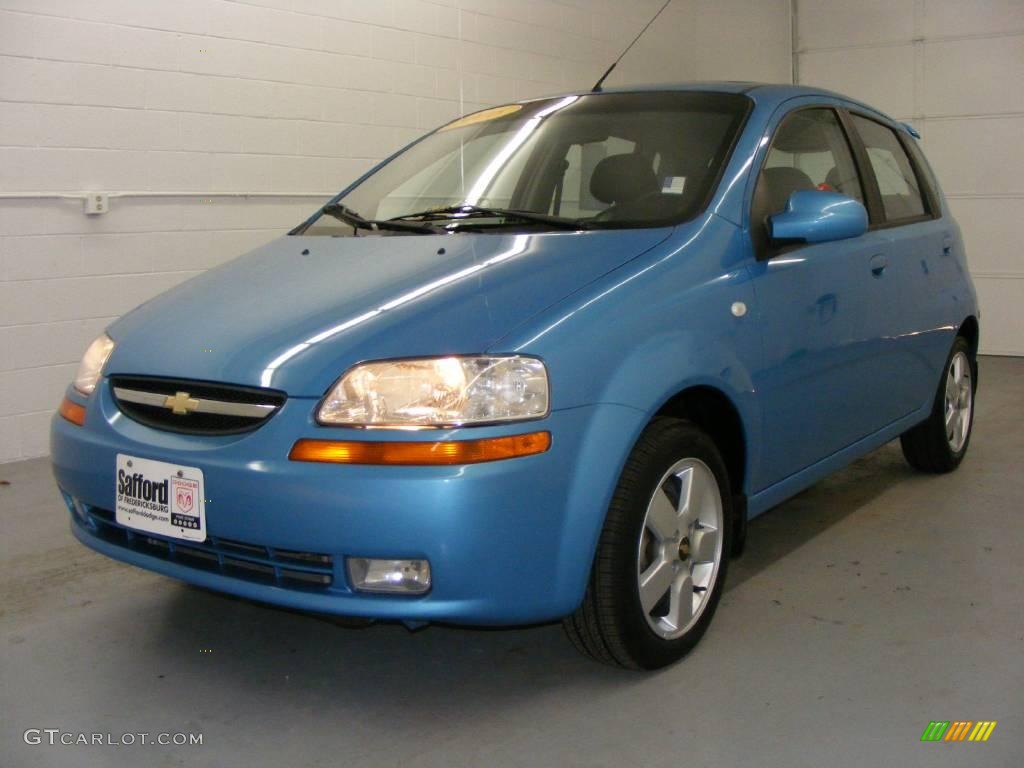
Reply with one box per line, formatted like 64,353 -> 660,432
903,136 -> 942,212
850,115 -> 927,222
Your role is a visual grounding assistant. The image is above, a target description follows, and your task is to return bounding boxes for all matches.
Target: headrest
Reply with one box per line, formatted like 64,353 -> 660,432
590,154 -> 659,205
824,167 -> 841,189
761,167 -> 815,212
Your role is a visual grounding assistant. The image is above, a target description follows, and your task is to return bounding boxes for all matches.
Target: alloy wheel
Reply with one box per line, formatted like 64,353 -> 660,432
637,458 -> 724,640
945,350 -> 973,453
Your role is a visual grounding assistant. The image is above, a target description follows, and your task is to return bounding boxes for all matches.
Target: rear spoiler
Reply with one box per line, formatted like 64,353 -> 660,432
900,122 -> 921,139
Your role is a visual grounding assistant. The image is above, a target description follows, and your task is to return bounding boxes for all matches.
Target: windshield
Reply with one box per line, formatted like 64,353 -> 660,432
299,91 -> 750,235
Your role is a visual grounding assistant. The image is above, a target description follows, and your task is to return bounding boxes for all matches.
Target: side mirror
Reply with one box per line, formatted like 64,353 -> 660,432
769,190 -> 868,245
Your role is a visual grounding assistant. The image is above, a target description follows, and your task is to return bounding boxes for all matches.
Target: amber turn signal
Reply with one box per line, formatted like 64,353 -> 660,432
289,431 -> 551,465
59,397 -> 87,426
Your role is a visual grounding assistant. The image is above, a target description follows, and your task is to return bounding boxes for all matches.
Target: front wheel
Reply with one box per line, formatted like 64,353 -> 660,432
563,419 -> 732,669
900,335 -> 976,473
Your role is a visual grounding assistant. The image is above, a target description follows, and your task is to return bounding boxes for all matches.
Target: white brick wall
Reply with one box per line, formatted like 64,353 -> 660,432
0,0 -> 792,463
796,0 -> 1024,357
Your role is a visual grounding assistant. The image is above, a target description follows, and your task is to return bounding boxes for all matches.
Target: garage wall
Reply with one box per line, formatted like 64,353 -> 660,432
795,0 -> 1024,356
0,0 -> 792,463
602,0 -> 793,86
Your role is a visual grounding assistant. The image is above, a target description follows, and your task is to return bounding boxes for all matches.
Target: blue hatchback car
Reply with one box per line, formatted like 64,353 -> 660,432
52,83 -> 978,668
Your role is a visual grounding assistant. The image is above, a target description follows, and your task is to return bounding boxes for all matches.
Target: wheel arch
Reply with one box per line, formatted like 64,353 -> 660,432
958,314 -> 980,358
653,384 -> 748,499
649,383 -> 751,556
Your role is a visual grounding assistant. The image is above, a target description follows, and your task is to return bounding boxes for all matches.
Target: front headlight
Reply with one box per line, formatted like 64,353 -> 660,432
318,356 -> 549,427
74,333 -> 115,395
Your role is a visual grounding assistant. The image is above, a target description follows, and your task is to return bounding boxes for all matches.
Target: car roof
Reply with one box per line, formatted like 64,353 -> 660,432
553,81 -> 900,129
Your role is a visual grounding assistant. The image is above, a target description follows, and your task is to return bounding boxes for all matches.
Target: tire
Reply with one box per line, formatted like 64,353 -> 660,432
564,418 -> 733,669
900,336 -> 976,473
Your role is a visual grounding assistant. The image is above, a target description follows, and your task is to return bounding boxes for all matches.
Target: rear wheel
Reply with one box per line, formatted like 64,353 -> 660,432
564,419 -> 732,669
900,336 -> 976,473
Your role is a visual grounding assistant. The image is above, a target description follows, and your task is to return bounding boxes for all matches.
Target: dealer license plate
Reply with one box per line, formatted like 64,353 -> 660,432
115,454 -> 206,542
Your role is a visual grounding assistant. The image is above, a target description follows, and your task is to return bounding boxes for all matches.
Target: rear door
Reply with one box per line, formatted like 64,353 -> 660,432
747,104 -> 902,489
845,112 -> 953,411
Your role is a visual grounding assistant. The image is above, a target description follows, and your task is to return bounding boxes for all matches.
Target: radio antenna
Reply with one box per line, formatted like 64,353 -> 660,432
591,0 -> 673,92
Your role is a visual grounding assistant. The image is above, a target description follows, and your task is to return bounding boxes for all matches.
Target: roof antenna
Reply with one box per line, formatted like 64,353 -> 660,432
592,0 -> 673,92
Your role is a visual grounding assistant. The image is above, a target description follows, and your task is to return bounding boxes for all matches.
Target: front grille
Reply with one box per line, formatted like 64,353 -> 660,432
109,375 -> 286,436
82,506 -> 335,590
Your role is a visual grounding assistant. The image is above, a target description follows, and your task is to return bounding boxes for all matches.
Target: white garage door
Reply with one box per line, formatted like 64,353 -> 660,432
795,0 -> 1024,356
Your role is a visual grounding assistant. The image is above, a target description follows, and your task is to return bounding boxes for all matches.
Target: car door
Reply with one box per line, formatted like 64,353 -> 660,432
846,112 -> 953,413
746,105 -> 904,488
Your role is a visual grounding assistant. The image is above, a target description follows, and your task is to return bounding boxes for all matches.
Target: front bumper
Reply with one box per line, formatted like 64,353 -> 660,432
52,381 -> 645,625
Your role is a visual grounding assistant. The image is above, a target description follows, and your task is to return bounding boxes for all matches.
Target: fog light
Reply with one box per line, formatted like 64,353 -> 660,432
347,558 -> 431,594
61,491 -> 93,528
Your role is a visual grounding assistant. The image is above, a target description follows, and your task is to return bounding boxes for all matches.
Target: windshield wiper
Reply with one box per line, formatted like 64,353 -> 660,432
321,202 -> 439,234
389,205 -> 589,231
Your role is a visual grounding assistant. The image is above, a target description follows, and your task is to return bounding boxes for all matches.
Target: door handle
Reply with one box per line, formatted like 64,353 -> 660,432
870,254 -> 888,276
943,237 -> 953,256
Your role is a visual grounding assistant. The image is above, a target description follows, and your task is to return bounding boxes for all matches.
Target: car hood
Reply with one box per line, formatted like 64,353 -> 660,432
106,228 -> 673,396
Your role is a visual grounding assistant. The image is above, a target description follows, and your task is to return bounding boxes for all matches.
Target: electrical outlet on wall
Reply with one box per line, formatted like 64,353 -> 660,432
84,193 -> 108,215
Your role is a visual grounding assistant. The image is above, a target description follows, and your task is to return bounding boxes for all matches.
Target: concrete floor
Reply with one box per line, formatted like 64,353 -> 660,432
1,356 -> 1021,768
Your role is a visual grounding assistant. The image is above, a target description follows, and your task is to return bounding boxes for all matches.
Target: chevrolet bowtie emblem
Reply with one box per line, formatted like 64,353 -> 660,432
164,391 -> 199,415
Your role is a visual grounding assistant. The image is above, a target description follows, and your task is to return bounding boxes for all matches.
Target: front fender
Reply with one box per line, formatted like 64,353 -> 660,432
601,331 -> 760,451
496,216 -> 764,494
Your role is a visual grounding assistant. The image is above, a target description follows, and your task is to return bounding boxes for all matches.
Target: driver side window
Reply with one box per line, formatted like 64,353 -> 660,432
753,108 -> 865,229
